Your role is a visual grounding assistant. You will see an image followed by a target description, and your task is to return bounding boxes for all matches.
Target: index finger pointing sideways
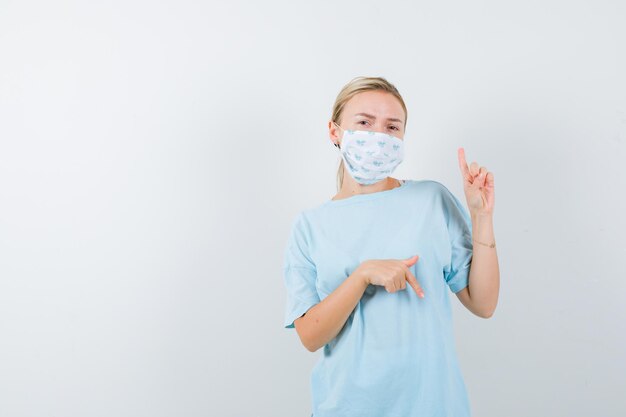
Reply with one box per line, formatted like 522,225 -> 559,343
404,267 -> 425,299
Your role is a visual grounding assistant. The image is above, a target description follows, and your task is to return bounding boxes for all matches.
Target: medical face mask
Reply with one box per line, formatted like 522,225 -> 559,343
333,122 -> 405,185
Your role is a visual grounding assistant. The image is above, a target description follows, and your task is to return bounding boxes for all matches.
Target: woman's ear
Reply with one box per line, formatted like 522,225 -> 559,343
328,120 -> 341,147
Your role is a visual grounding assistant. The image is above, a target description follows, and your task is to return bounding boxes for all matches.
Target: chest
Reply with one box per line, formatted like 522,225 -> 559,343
309,209 -> 451,298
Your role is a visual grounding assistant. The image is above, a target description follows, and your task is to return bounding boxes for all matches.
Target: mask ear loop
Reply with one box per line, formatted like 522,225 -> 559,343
332,121 -> 343,149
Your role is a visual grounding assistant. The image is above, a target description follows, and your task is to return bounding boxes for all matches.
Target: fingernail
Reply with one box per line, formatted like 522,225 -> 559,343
420,292 -> 425,298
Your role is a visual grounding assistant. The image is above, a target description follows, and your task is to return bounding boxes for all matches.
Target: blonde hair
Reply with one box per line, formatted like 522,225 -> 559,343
331,76 -> 408,191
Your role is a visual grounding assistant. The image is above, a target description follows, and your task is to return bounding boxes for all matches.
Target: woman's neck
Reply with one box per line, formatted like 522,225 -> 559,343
331,177 -> 402,201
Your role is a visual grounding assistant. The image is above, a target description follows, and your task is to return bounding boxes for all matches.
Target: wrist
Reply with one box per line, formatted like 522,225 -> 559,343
471,212 -> 493,229
470,211 -> 493,221
353,264 -> 370,286
470,212 -> 496,246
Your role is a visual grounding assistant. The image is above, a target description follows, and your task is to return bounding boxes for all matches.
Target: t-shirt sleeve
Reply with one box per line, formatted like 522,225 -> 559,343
282,212 -> 320,329
440,185 -> 474,293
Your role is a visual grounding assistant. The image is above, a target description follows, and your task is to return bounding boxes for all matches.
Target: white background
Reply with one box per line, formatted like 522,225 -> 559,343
1,1 -> 625,416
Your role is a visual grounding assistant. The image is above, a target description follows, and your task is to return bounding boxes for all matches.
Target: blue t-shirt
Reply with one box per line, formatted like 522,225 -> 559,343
282,179 -> 474,417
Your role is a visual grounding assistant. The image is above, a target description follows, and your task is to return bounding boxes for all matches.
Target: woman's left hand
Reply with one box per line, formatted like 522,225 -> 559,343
457,147 -> 495,217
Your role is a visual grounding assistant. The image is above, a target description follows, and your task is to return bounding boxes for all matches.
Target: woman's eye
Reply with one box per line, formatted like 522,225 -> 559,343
389,126 -> 399,131
358,120 -> 369,125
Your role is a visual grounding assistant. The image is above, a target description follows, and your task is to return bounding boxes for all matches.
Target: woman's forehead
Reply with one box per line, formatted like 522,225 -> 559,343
344,91 -> 405,121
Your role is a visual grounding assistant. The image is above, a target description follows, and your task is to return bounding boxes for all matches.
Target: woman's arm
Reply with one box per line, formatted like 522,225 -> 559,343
456,213 -> 500,318
293,256 -> 424,352
455,148 -> 499,318
293,270 -> 368,352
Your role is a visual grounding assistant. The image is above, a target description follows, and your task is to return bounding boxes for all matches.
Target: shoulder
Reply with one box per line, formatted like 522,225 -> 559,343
406,179 -> 467,218
405,178 -> 451,198
287,206 -> 321,241
288,209 -> 311,234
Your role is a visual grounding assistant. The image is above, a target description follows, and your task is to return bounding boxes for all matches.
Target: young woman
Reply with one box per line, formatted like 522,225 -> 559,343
282,76 -> 499,417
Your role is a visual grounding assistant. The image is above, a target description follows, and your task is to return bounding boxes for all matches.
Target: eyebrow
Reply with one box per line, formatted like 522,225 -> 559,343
354,112 -> 404,124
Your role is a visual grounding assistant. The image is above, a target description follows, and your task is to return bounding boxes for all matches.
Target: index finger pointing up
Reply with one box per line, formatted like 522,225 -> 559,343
457,147 -> 471,182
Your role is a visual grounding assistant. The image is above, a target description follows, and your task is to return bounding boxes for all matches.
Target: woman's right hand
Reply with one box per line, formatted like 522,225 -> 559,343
355,255 -> 425,298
